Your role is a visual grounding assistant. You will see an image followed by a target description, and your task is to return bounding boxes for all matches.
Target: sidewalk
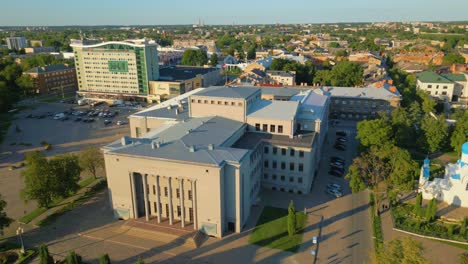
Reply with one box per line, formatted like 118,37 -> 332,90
380,209 -> 465,263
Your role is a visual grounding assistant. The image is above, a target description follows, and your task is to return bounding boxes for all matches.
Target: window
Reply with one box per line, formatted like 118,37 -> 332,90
290,162 -> 295,171
273,147 -> 278,155
264,173 -> 268,179
299,151 -> 304,157
204,100 -> 208,104
281,148 -> 286,156
211,100 -> 215,104
152,185 -> 156,195
176,188 -> 180,198
262,124 -> 268,131
443,86 -> 448,89
164,187 -> 168,197
280,175 -> 285,181
289,177 -> 294,183
255,123 -> 260,131
270,125 -> 276,133
278,125 -> 283,133
442,91 -> 447,95
189,208 -> 194,222
428,85 -> 432,88
225,101 -> 229,105
154,202 -> 157,213
281,162 -> 286,170
231,102 -> 235,106
177,206 -> 181,216
290,149 -> 295,157
264,160 -> 269,168
188,190 -> 193,200
238,102 -> 243,106
272,161 -> 277,169
218,101 -> 222,105
264,146 -> 269,154
298,177 -> 303,183
272,174 -> 277,180
299,163 -> 304,172
197,100 -> 201,103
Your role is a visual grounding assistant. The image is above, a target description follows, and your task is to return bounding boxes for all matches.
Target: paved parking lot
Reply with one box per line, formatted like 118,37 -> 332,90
0,101 -> 139,238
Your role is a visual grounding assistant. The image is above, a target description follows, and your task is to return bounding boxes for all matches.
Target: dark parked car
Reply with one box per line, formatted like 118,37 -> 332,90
330,156 -> 345,163
334,144 -> 346,151
74,117 -> 82,122
329,170 -> 343,177
104,120 -> 112,125
336,131 -> 347,137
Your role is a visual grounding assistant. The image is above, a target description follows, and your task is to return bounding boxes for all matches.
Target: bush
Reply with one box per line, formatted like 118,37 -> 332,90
44,144 -> 52,151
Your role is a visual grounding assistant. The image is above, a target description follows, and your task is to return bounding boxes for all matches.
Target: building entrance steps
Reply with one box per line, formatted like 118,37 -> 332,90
124,217 -> 203,248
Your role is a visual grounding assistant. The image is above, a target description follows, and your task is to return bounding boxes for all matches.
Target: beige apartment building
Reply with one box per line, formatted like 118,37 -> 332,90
105,86 -> 330,237
71,39 -> 159,101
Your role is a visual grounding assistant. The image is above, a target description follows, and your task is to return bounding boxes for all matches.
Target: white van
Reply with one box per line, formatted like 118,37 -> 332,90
53,113 -> 65,120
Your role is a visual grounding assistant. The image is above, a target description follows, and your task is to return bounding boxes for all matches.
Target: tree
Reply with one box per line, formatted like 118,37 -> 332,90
16,74 -> 35,96
420,115 -> 448,153
450,116 -> 468,156
313,70 -> 331,86
356,116 -> 394,148
79,146 -> 104,179
38,244 -> 54,264
461,253 -> 468,264
0,194 -> 12,235
181,49 -> 207,66
425,198 -> 438,222
371,237 -> 429,264
442,53 -> 465,66
247,46 -> 256,60
414,193 -> 423,216
65,251 -> 82,264
287,200 -> 296,237
135,258 -> 145,264
418,90 -> 436,114
460,217 -> 467,237
22,152 -> 81,208
209,53 -> 218,67
329,60 -> 364,87
99,254 -> 111,264
328,42 -> 340,48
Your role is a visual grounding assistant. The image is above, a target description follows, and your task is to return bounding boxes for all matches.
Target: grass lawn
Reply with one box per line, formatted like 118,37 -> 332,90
249,206 -> 306,252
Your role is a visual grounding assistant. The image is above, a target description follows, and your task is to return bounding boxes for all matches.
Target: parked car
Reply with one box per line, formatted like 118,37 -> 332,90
336,137 -> 347,143
326,188 -> 343,198
104,120 -> 112,125
334,144 -> 346,151
330,165 -> 345,172
330,156 -> 345,163
336,131 -> 347,137
74,117 -> 82,122
327,183 -> 342,191
329,170 -> 344,177
53,113 -> 65,120
330,162 -> 344,168
116,120 -> 127,126
61,116 -> 69,121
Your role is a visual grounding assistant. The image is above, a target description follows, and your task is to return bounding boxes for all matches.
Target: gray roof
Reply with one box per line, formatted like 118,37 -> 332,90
320,86 -> 401,101
260,87 -> 308,97
195,86 -> 260,99
158,66 -> 218,82
105,116 -> 249,166
132,103 -> 189,120
291,90 -> 330,121
233,132 -> 315,149
247,100 -> 299,120
25,64 -> 73,74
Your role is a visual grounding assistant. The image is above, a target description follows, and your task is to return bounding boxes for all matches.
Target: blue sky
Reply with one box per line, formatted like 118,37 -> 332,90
2,0 -> 467,26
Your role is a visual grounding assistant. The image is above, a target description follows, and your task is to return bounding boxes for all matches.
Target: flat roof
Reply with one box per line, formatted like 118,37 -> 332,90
195,86 -> 260,99
158,66 -> 218,82
260,87 -> 309,97
233,131 -> 315,149
291,89 -> 330,121
105,116 -> 249,166
320,86 -> 401,101
25,64 -> 73,74
247,100 -> 299,120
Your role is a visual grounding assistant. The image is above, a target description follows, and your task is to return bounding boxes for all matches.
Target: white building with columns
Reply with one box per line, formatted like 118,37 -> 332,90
419,142 -> 468,207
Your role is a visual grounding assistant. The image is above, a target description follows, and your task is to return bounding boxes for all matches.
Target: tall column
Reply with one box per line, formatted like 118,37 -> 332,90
192,180 -> 198,230
155,175 -> 161,223
235,172 -> 241,233
179,179 -> 185,228
130,173 -> 138,219
142,174 -> 149,221
168,177 -> 174,225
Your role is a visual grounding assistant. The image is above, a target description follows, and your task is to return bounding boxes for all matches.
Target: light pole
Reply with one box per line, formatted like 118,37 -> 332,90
16,226 -> 25,254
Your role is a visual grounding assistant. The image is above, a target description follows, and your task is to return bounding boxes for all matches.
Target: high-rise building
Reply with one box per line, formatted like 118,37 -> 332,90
6,37 -> 27,50
71,39 -> 159,101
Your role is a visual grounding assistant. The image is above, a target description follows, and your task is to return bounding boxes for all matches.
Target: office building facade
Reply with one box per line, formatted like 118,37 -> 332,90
6,37 -> 27,50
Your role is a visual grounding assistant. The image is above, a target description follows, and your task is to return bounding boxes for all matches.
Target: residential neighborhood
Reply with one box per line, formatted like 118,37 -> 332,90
0,2 -> 468,264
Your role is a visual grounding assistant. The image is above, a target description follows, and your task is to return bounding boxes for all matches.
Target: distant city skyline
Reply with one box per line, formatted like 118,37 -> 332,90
1,0 -> 468,26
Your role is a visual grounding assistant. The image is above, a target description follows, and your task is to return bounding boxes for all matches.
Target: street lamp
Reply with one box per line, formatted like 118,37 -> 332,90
16,226 -> 25,254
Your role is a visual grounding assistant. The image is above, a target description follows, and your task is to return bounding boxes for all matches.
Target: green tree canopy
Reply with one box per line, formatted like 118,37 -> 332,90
209,53 -> 218,67
287,200 -> 296,237
79,146 -> 104,179
16,74 -> 35,95
313,60 -> 363,87
450,113 -> 468,156
181,49 -> 208,66
99,254 -> 111,264
65,251 -> 83,264
39,244 -> 54,264
0,194 -> 12,235
21,152 -> 82,208
442,53 -> 466,65
356,116 -> 394,148
420,115 -> 448,153
371,237 -> 429,264
247,46 -> 256,60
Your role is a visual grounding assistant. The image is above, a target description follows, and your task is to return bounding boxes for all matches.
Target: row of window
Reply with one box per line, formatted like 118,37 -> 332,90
264,160 -> 304,172
255,123 -> 283,133
427,85 -> 449,89
271,186 -> 303,194
264,146 -> 304,157
150,184 -> 193,200
264,173 -> 303,183
151,202 -> 194,222
334,99 -> 388,107
191,98 -> 243,107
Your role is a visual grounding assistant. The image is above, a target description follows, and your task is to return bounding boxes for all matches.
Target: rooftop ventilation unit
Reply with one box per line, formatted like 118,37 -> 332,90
189,145 -> 196,152
208,144 -> 214,150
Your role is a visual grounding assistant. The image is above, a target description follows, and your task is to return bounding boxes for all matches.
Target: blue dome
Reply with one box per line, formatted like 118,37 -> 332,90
462,142 -> 468,155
